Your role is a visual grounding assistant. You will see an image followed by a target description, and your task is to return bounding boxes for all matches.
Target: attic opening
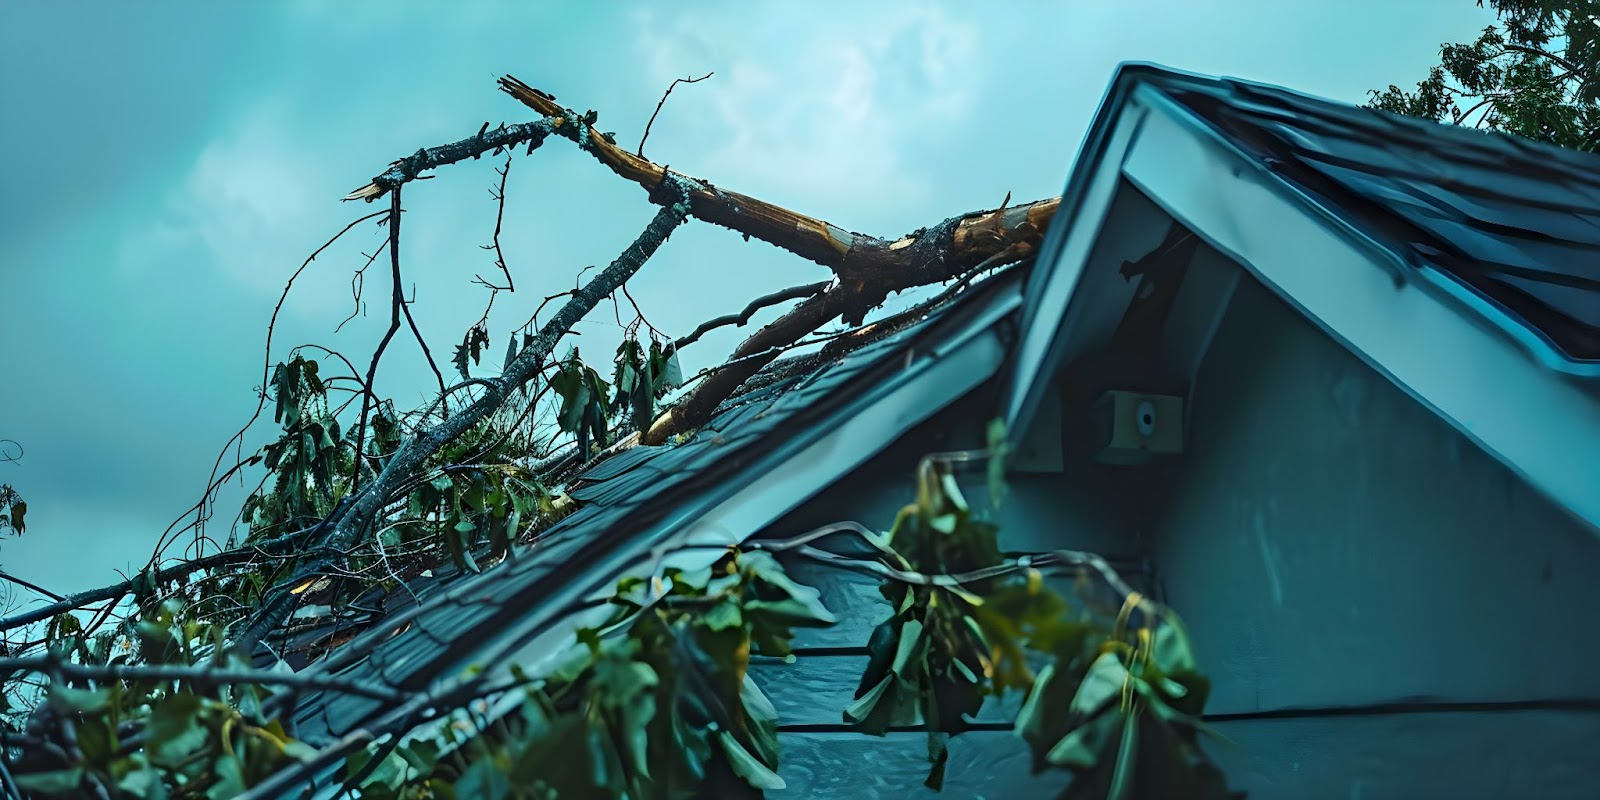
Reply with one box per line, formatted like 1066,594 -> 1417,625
1011,181 -> 1234,478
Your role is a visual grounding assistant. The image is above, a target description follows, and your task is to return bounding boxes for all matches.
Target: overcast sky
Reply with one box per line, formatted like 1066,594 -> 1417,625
0,1 -> 1493,600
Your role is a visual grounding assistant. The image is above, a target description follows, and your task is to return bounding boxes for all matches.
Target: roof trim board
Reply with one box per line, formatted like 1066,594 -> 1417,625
1121,85 -> 1600,533
1006,64 -> 1600,532
1005,75 -> 1150,432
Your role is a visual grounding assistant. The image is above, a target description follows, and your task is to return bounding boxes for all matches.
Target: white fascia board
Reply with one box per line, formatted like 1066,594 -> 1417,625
1005,96 -> 1150,434
1120,87 -> 1600,533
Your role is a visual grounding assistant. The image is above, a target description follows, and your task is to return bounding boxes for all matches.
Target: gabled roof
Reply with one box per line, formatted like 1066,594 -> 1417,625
1167,70 -> 1600,369
284,271 -> 1022,753
1008,63 -> 1600,533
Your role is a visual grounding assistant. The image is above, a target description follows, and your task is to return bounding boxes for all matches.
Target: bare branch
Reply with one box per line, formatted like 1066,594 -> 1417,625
674,280 -> 830,350
344,118 -> 559,203
0,570 -> 64,602
638,71 -> 713,158
1,655 -> 405,703
498,74 -> 1059,304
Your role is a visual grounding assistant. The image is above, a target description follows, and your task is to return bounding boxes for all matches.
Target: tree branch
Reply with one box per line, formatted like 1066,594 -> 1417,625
673,280 -> 831,350
230,181 -> 696,656
0,655 -> 406,704
344,119 -> 559,203
0,570 -> 65,602
644,239 -> 1037,444
0,523 -> 333,634
497,75 -> 1059,302
638,71 -> 713,158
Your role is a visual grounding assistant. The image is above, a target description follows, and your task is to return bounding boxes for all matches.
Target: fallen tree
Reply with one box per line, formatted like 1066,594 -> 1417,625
0,72 -> 1229,800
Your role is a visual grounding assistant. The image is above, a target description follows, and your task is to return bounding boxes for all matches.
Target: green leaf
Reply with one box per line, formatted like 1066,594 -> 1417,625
717,730 -> 785,790
658,345 -> 683,394
1152,614 -> 1198,673
892,618 -> 925,674
76,718 -> 116,767
9,499 -> 24,534
1107,710 -> 1140,800
14,768 -> 84,795
47,684 -> 110,714
924,731 -> 950,790
452,341 -> 473,381
702,597 -> 743,631
1045,710 -> 1117,769
844,674 -> 895,730
205,754 -> 247,800
146,693 -> 208,767
1072,652 -> 1127,716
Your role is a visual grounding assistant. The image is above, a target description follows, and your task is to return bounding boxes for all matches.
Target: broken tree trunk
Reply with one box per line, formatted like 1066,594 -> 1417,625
494,75 -> 1059,443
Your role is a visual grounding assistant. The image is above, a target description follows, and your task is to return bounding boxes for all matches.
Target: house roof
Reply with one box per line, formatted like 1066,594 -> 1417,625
1162,69 -> 1600,369
1008,63 -> 1600,534
275,64 -> 1600,788
281,269 -> 1023,757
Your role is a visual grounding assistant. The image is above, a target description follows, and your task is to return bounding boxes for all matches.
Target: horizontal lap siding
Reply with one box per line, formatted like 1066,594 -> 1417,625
772,731 -> 1068,799
1207,709 -> 1600,799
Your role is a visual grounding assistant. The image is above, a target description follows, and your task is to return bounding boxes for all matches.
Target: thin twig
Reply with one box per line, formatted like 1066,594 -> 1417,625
336,236 -> 389,333
638,71 -> 713,158
355,190 -> 407,488
473,156 -> 517,293
148,209 -> 390,565
1,656 -> 405,703
674,280 -> 830,350
0,570 -> 65,602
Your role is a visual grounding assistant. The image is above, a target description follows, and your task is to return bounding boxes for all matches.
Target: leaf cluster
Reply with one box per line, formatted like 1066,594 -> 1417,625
350,548 -> 835,800
844,452 -> 1238,798
1367,0 -> 1600,150
12,601 -> 316,799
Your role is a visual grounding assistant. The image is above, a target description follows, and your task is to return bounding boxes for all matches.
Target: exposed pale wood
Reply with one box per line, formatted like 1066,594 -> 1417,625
499,76 -> 1059,447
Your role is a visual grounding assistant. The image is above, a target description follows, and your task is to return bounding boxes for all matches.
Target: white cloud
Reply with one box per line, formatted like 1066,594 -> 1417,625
118,97 -> 360,314
630,3 -> 982,221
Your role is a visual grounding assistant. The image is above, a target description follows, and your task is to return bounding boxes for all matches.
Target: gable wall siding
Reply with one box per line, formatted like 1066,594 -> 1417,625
749,388 -> 1135,798
1147,274 -> 1600,798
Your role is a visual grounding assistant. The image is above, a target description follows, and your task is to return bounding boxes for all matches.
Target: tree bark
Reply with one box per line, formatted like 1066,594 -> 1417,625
497,74 -> 1059,444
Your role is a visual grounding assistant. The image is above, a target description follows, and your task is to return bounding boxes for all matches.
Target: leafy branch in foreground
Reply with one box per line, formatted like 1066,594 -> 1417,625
349,548 -> 835,799
837,431 -> 1238,799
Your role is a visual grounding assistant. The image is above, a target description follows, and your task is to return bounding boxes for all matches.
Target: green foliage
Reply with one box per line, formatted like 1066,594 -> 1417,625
15,601 -> 318,799
352,548 -> 835,799
551,347 -> 613,457
610,338 -> 682,436
846,441 -> 1237,798
1368,0 -> 1600,150
455,322 -> 494,380
0,482 -> 25,536
242,355 -> 352,541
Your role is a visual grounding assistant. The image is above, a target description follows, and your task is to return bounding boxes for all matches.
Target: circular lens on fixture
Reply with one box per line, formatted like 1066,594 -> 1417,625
1136,400 -> 1157,436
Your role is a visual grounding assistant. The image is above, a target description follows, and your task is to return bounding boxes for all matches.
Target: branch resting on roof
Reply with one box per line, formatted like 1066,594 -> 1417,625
231,184 -> 696,656
490,76 -> 1056,443
495,75 -> 1058,319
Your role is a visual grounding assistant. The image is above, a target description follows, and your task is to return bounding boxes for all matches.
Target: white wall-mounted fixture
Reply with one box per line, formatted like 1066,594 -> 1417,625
1091,390 -> 1184,464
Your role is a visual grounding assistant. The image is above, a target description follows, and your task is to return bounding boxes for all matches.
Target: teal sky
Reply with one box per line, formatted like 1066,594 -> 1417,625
0,1 -> 1493,599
